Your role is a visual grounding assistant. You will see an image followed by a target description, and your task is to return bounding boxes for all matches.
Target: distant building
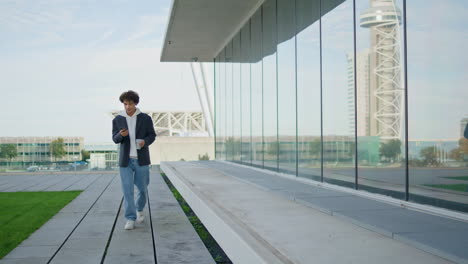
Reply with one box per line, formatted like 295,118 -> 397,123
84,143 -> 118,169
0,137 -> 84,163
348,50 -> 371,137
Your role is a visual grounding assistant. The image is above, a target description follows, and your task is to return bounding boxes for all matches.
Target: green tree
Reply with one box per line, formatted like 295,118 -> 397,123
0,144 -> 18,167
50,138 -> 66,162
379,139 -> 402,162
420,146 -> 441,166
81,150 -> 90,162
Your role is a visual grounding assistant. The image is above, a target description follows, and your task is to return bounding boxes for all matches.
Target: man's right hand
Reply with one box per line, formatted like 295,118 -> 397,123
120,128 -> 129,137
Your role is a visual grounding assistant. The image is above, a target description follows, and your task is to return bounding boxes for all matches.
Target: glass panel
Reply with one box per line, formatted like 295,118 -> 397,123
297,0 -> 321,181
225,43 -> 234,161
263,0 -> 278,171
321,0 -> 356,187
220,52 -> 226,160
215,55 -> 220,159
251,9 -> 264,168
219,51 -> 226,160
241,21 -> 252,165
355,0 -> 406,198
277,0 -> 297,175
233,33 -> 242,162
408,0 -> 468,212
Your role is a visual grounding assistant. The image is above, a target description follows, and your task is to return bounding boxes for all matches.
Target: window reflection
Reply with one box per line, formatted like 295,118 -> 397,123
321,0 -> 356,187
278,0 -> 297,175
297,0 -> 321,181
408,0 -> 468,211
356,0 -> 406,198
241,22 -> 252,165
263,0 -> 278,171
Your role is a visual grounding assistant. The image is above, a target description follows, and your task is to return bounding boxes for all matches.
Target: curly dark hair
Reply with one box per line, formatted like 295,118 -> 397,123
119,90 -> 139,104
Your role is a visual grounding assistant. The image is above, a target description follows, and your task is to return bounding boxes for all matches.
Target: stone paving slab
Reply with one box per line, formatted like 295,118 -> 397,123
44,174 -> 84,191
24,175 -> 69,192
65,173 -> 99,191
149,172 -> 215,264
195,161 -> 468,263
104,207 -> 155,264
0,174 -> 44,192
1,170 -> 217,264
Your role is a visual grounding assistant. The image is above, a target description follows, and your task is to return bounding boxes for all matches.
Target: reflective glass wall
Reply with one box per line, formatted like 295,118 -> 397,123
321,0 -> 356,188
297,0 -> 321,181
214,0 -> 468,213
262,0 -> 279,171
407,0 -> 468,211
355,0 -> 406,198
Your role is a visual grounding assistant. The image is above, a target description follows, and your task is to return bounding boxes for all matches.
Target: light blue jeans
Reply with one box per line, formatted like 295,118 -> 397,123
119,158 -> 149,221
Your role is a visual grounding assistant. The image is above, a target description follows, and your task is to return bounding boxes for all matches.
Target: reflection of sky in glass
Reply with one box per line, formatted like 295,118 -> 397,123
408,0 -> 468,139
322,0 -> 354,136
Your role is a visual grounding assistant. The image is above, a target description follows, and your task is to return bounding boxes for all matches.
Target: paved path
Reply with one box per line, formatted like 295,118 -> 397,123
0,170 -> 214,264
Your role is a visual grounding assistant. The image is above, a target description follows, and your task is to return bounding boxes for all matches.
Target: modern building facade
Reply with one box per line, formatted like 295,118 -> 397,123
0,137 -> 84,163
161,0 -> 468,213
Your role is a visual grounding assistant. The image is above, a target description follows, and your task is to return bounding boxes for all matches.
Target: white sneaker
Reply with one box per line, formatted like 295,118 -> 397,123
136,211 -> 145,223
124,220 -> 135,230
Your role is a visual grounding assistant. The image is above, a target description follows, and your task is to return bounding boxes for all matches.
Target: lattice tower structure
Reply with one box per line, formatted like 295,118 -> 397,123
360,0 -> 403,140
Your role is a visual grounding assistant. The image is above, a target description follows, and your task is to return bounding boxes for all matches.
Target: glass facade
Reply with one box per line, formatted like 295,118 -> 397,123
214,0 -> 468,213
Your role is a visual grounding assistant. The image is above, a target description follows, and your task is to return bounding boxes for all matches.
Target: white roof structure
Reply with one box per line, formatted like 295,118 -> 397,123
110,111 -> 209,137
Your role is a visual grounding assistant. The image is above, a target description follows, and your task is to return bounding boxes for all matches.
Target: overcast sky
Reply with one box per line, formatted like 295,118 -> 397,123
0,0 -> 206,143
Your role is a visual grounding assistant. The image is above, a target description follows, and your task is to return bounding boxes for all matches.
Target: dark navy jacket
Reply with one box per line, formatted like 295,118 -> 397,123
112,113 -> 156,167
465,123 -> 468,139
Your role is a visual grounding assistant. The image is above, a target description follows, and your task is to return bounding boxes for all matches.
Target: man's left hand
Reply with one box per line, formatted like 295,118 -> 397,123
139,140 -> 145,148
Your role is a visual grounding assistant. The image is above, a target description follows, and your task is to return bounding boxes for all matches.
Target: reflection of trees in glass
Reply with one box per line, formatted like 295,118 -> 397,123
224,137 -> 234,156
379,139 -> 402,162
267,141 -> 279,156
0,144 -> 18,166
198,153 -> 210,160
420,146 -> 441,166
308,139 -> 321,157
449,138 -> 468,162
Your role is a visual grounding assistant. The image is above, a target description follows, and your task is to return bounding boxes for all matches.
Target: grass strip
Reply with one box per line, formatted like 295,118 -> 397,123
442,176 -> 468,181
425,184 -> 468,192
161,173 -> 232,264
0,191 -> 82,259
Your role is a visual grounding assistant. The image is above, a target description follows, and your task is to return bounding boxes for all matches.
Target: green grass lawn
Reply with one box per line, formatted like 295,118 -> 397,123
425,184 -> 468,192
0,191 -> 82,259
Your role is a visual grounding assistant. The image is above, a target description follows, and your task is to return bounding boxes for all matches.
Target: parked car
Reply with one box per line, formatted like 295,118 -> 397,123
27,166 -> 39,172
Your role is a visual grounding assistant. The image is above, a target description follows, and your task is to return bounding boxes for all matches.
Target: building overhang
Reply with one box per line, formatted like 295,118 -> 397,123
160,0 -> 345,62
160,0 -> 264,62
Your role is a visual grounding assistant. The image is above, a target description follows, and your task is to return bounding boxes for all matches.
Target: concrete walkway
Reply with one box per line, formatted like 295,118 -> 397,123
0,170 -> 214,264
161,161 -> 468,264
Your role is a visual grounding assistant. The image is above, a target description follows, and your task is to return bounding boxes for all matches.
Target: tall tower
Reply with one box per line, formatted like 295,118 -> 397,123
360,0 -> 403,140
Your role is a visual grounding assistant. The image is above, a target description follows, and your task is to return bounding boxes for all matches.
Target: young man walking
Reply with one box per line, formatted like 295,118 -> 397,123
112,90 -> 156,230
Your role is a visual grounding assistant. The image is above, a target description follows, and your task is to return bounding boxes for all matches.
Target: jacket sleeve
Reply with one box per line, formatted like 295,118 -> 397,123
144,115 -> 156,146
465,123 -> 468,139
112,118 -> 124,144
